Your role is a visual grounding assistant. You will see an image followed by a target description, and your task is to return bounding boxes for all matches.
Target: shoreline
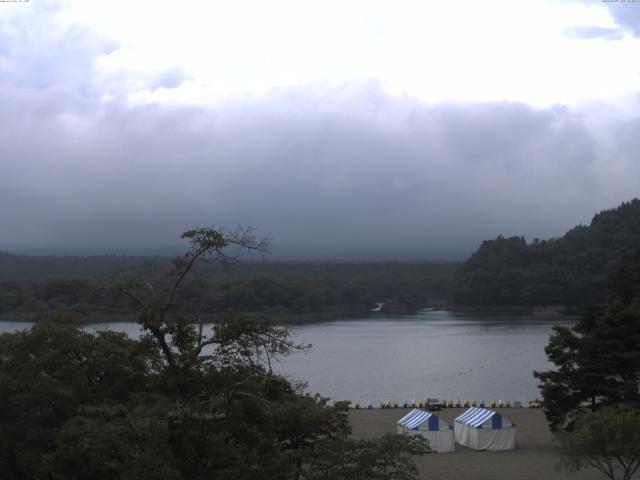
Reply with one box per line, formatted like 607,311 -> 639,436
0,304 -> 582,325
444,305 -> 583,316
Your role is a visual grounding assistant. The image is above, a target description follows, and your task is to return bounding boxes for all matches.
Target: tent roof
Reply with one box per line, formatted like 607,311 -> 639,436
397,409 -> 437,430
455,407 -> 501,428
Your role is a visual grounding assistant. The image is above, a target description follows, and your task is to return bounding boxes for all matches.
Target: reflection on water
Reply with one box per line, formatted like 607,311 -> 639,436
0,310 -> 574,404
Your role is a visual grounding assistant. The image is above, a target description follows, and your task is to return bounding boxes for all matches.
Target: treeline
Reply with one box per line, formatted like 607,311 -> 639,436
0,252 -> 139,282
0,255 -> 456,321
0,278 -> 122,317
453,199 -> 640,306
206,276 -> 375,316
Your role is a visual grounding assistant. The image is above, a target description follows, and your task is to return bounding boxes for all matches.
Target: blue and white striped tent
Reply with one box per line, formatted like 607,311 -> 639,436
397,409 -> 454,452
454,407 -> 517,450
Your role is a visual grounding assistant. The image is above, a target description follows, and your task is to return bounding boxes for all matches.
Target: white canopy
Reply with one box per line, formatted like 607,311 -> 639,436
454,407 -> 517,450
397,409 -> 454,453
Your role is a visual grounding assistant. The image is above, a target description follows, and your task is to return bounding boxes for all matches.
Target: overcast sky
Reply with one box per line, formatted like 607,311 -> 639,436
1,0 -> 640,259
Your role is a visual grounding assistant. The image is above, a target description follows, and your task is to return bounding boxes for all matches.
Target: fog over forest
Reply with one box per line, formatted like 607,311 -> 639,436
2,1 -> 640,259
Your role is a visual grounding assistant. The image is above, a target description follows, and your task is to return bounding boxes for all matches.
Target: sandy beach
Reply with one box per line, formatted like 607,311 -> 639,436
349,408 -> 604,480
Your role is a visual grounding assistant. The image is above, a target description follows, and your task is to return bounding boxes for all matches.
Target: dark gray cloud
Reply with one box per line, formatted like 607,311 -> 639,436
1,1 -> 639,260
564,25 -> 624,40
1,82 -> 639,259
605,3 -> 640,37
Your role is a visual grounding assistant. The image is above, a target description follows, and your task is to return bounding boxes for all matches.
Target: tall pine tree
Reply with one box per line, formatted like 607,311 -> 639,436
534,250 -> 640,431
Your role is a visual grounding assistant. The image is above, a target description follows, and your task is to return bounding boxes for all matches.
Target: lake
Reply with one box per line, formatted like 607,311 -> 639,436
0,310 -> 573,405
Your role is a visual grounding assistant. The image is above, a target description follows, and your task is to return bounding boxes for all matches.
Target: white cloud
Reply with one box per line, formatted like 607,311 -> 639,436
0,0 -> 627,107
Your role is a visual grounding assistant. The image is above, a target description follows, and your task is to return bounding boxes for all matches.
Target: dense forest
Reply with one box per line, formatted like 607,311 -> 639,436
0,228 -> 427,480
453,199 -> 640,307
0,253 -> 455,322
4,199 -> 639,318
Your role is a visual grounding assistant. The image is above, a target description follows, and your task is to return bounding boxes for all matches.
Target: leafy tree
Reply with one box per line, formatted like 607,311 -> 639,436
556,406 -> 640,480
302,433 -> 429,480
48,404 -> 181,480
0,315 -> 158,479
0,227 -> 426,480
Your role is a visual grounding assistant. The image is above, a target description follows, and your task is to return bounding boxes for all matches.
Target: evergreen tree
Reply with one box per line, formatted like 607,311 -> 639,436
534,251 -> 640,431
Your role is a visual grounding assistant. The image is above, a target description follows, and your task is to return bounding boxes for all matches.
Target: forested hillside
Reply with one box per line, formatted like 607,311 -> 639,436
453,199 -> 640,306
0,254 -> 455,321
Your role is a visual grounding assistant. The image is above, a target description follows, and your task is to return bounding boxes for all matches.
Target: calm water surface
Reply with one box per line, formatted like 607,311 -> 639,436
0,310 -> 573,404
277,310 -> 575,404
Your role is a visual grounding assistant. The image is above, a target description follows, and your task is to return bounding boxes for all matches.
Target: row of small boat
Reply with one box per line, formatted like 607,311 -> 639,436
353,399 -> 543,409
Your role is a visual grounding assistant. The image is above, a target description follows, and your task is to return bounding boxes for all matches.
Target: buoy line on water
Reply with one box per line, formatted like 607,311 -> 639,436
347,399 -> 543,409
453,346 -> 540,376
324,347 -> 546,410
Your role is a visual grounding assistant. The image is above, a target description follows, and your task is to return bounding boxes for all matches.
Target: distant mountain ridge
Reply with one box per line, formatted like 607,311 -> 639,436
453,199 -> 640,306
